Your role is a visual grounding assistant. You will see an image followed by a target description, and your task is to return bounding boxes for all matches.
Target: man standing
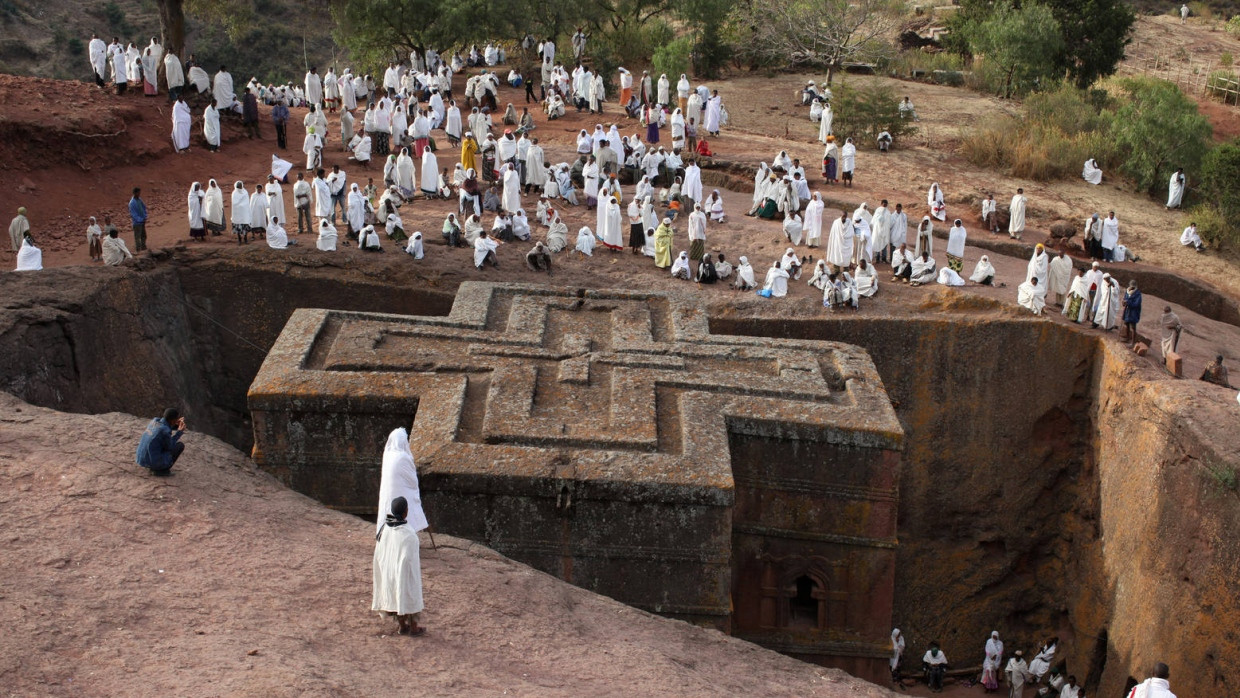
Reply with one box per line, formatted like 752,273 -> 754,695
1128,662 -> 1176,698
1159,306 -> 1182,361
313,168 -> 333,228
242,87 -> 260,139
1101,211 -> 1120,262
1047,250 -> 1073,307
135,408 -> 186,476
1008,187 -> 1027,240
1004,651 -> 1029,698
328,165 -> 348,225
89,33 -> 108,87
8,206 -> 30,253
292,172 -> 312,234
129,188 -> 148,252
373,495 -> 426,636
1166,167 -> 1185,209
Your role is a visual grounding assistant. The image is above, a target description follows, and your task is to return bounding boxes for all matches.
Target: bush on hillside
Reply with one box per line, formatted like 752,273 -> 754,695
829,81 -> 917,147
1109,77 -> 1213,194
653,37 -> 692,81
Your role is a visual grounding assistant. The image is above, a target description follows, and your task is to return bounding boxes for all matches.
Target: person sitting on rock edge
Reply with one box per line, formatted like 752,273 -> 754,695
135,408 -> 186,476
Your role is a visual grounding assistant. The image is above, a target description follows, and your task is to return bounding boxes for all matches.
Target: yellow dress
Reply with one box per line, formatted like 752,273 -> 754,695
461,138 -> 479,173
654,223 -> 673,268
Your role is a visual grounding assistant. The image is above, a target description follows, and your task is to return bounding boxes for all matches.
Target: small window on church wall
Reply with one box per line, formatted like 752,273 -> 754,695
788,575 -> 821,629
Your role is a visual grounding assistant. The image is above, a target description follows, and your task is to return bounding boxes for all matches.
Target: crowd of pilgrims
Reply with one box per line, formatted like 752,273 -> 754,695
70,28 -> 1151,331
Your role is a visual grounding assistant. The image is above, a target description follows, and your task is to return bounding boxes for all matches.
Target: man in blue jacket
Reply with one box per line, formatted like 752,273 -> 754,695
128,187 -> 147,252
136,408 -> 186,475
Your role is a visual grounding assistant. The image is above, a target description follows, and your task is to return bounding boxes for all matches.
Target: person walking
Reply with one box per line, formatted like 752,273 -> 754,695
128,188 -> 148,251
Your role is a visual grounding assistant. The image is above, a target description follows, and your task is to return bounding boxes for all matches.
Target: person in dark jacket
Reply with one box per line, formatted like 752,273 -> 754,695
242,88 -> 261,139
135,408 -> 186,475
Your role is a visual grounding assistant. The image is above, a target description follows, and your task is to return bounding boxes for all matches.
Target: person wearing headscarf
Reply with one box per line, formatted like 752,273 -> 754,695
203,179 -> 225,235
346,183 -> 367,235
807,260 -> 830,290
927,182 -> 945,221
970,255 -> 996,285
982,631 -> 1004,691
384,199 -> 407,243
695,253 -> 717,284
359,224 -> 383,251
914,216 -> 933,258
14,233 -> 42,271
782,209 -> 803,247
8,206 -> 31,252
574,226 -> 596,256
1082,158 -> 1102,185
265,216 -> 292,249
840,137 -> 856,187
462,213 -> 485,245
946,218 -> 967,272
1009,188 -> 1027,240
1122,280 -> 1143,345
394,148 -> 416,198
826,212 -> 853,270
654,217 -> 673,268
526,240 -> 552,272
85,216 -> 103,261
734,256 -> 756,290
405,231 -> 424,259
687,203 -> 708,260
317,219 -> 338,251
230,181 -> 251,244
937,266 -> 966,287
704,189 -> 726,224
780,247 -> 801,280
890,629 -> 905,683
249,183 -> 269,240
670,250 -> 691,279
802,193 -> 824,248
1026,243 -> 1049,288
203,98 -> 221,152
171,96 -> 192,153
762,259 -> 790,297
821,136 -> 839,183
1043,249 -> 1072,306
372,478 -> 426,637
1167,167 -> 1185,209
546,211 -> 568,252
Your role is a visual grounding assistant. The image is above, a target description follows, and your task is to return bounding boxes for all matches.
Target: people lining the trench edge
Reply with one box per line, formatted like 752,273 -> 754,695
20,31 -> 1223,380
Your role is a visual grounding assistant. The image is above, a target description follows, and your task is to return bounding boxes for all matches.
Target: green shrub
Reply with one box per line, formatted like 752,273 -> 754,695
883,49 -> 965,78
1187,1 -> 1213,21
1207,70 -> 1240,105
830,80 -> 917,147
1201,140 -> 1240,222
596,21 -> 674,69
1109,77 -> 1213,194
1228,16 -> 1240,35
1222,51 -> 1233,68
66,37 -> 84,56
653,36 -> 692,80
1187,203 -> 1232,249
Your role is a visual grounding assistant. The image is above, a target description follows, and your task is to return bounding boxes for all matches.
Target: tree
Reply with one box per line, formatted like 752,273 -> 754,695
830,81 -> 917,146
154,0 -> 254,57
1109,77 -> 1213,194
964,1 -> 1064,98
727,0 -> 901,82
1201,140 -> 1240,222
1040,0 -> 1134,89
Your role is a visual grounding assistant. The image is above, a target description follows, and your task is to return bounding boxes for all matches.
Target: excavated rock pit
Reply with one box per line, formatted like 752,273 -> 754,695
1,250 -> 1236,696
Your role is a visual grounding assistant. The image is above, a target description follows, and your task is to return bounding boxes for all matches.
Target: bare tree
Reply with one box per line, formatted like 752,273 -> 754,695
729,0 -> 900,82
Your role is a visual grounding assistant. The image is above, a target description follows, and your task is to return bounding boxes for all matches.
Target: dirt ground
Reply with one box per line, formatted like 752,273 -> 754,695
0,393 -> 895,696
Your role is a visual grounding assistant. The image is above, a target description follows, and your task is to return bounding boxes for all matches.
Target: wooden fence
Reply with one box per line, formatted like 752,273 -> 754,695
1119,39 -> 1240,106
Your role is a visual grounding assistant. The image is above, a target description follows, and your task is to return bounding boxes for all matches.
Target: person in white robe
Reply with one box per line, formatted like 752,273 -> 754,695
803,193 -> 825,247
203,179 -> 225,234
229,181 -> 252,243
14,235 -> 42,271
420,147 -> 439,197
1082,158 -> 1102,185
782,210 -> 803,246
265,175 -> 287,229
1005,652 -> 1030,697
1047,250 -> 1073,305
982,632 -> 1005,691
914,216 -> 933,258
502,163 -> 522,214
1180,222 -> 1204,252
890,630 -> 905,680
1026,243 -> 1049,291
346,183 -> 369,235
870,201 -> 891,262
125,42 -> 140,83
266,218 -> 291,249
359,224 -> 383,251
927,182 -> 946,221
545,212 -> 568,252
851,215 -> 872,265
734,256 -> 756,290
352,133 -> 373,166
372,493 -> 425,636
317,219 -> 338,251
840,138 -> 857,185
1027,639 -> 1058,681
110,42 -> 128,90
818,102 -> 833,143
395,148 -> 416,197
597,196 -> 624,250
212,67 -> 235,110
400,230 -> 422,259
937,267 -> 966,286
1166,168 -> 1185,209
1009,188 -> 1027,239
763,260 -> 790,297
910,251 -> 936,286
164,52 -> 184,96
807,260 -> 830,290
682,161 -> 703,206
171,97 -> 192,152
945,219 -> 967,272
854,259 -> 878,297
249,184 -> 269,235
1093,274 -> 1121,330
826,213 -> 853,270
203,101 -> 221,151
670,250 -> 691,279
970,255 -> 996,285
1101,211 -> 1119,261
891,243 -> 912,282
575,226 -> 596,256
89,35 -> 108,86
704,90 -> 723,136
704,189 -> 726,223
304,68 -> 323,107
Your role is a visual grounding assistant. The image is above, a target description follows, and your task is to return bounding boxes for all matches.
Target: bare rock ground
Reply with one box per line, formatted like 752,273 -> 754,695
0,392 -> 894,697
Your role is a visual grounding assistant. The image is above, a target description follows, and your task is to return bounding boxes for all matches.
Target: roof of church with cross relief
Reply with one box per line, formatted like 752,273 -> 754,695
249,282 -> 903,500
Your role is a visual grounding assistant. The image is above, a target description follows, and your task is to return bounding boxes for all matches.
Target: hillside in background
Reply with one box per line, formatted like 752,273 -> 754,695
0,0 -> 340,85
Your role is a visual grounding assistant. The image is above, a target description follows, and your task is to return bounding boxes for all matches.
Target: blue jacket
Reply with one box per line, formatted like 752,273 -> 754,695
136,418 -> 181,468
129,197 -> 147,225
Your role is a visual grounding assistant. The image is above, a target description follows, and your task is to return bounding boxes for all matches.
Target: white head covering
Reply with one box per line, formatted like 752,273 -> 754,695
376,427 -> 428,534
671,251 -> 691,276
970,255 -> 996,283
15,237 -> 42,271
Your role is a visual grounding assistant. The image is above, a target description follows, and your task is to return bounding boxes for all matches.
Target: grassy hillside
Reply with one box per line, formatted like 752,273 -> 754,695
0,0 -> 340,85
